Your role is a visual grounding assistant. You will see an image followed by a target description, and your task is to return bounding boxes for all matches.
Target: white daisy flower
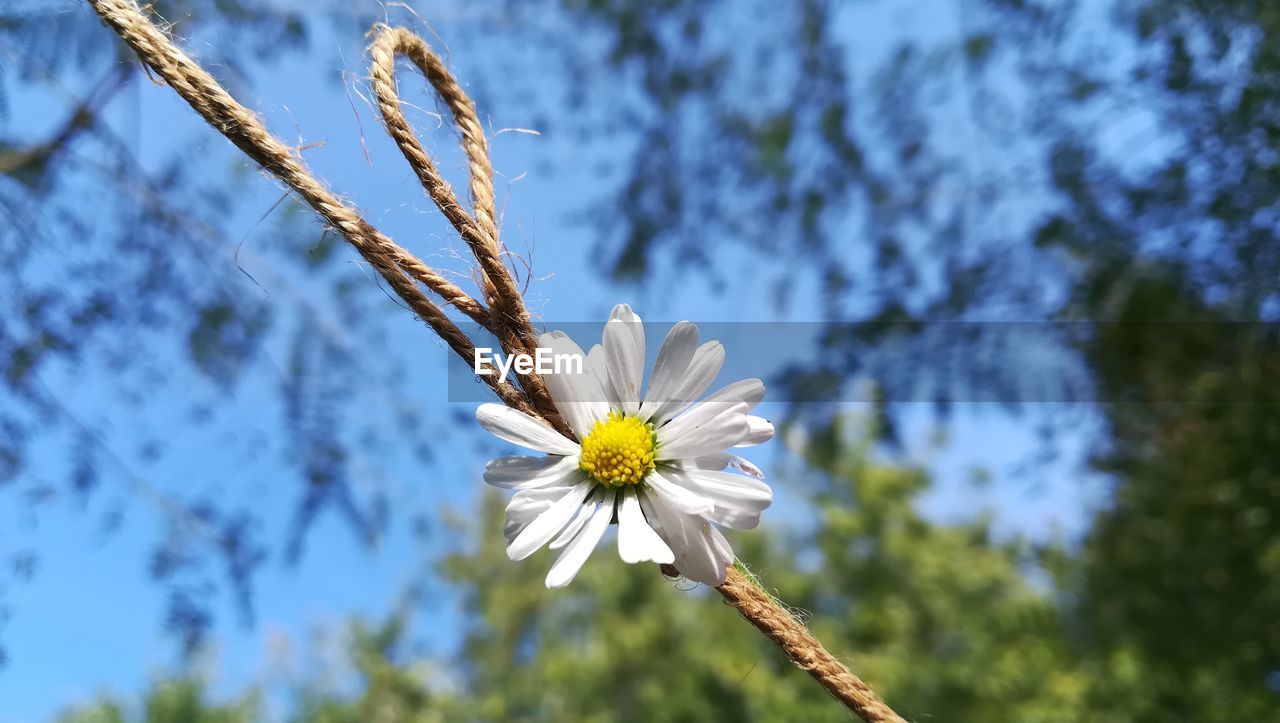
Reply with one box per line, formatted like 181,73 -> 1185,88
476,304 -> 774,588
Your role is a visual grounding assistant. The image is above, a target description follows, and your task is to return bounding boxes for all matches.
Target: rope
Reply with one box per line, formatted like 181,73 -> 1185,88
85,2 -> 905,719
717,567 -> 907,722
367,27 -> 565,432
85,0 -> 536,415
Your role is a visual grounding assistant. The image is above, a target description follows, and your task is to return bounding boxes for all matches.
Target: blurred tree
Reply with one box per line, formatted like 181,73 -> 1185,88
0,0 -> 443,651
53,410 -> 1276,721
62,415 -> 1108,721
1063,273 -> 1280,720
6,0 -> 1280,714
1022,3 -> 1280,715
288,615 -> 459,723
431,414 -> 1092,722
539,0 -> 1280,711
55,676 -> 259,723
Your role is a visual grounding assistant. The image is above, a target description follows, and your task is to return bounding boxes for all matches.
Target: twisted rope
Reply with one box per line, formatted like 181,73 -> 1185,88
718,567 -> 907,722
85,0 -> 540,415
367,27 -> 563,429
84,1 -> 904,719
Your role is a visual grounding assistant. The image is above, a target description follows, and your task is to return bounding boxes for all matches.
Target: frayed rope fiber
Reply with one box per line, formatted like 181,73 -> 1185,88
716,566 -> 906,722
85,1 -> 905,719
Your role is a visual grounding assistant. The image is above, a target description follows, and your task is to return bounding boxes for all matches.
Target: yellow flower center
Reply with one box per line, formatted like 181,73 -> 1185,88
578,412 -> 657,487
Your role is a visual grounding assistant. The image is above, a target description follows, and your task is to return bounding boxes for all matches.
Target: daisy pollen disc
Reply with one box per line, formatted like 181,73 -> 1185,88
578,412 -> 656,487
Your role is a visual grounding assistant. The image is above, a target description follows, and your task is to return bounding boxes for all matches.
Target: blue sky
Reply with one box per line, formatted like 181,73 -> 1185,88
0,2 -> 1108,719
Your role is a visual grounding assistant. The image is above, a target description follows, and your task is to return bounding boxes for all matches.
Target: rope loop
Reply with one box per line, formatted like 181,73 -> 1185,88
368,27 -> 501,264
368,27 -> 565,429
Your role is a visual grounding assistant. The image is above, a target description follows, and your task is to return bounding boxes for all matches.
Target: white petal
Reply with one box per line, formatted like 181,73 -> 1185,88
646,469 -> 715,515
650,342 -> 721,424
726,454 -> 764,479
656,412 -> 749,461
617,487 -> 674,564
507,486 -> 565,515
604,305 -> 645,415
705,523 -> 735,567
666,468 -> 772,511
545,491 -> 614,588
484,455 -> 581,489
550,488 -> 607,550
699,378 -> 766,413
735,415 -> 775,447
504,486 -> 572,541
664,467 -> 772,530
585,344 -> 621,409
658,400 -> 747,447
681,455 -> 726,472
503,520 -> 524,542
683,453 -> 765,480
477,404 -> 580,456
636,488 -> 665,536
642,491 -> 733,587
586,344 -> 608,386
646,341 -> 725,424
539,332 -> 609,440
639,322 -> 698,420
610,303 -> 642,324
707,508 -> 762,531
506,483 -> 592,560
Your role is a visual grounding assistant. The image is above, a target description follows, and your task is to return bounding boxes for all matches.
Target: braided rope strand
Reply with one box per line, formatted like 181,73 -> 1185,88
367,27 -> 566,433
85,0 -> 537,413
718,567 -> 907,722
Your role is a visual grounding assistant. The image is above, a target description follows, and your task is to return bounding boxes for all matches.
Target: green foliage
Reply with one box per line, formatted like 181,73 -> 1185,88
62,418 -> 1122,722
437,491 -> 797,723
1069,271 -> 1280,721
55,678 -> 259,723
291,618 -> 458,723
51,409 -> 1280,720
11,0 -> 1280,717
791,418 -> 1088,723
